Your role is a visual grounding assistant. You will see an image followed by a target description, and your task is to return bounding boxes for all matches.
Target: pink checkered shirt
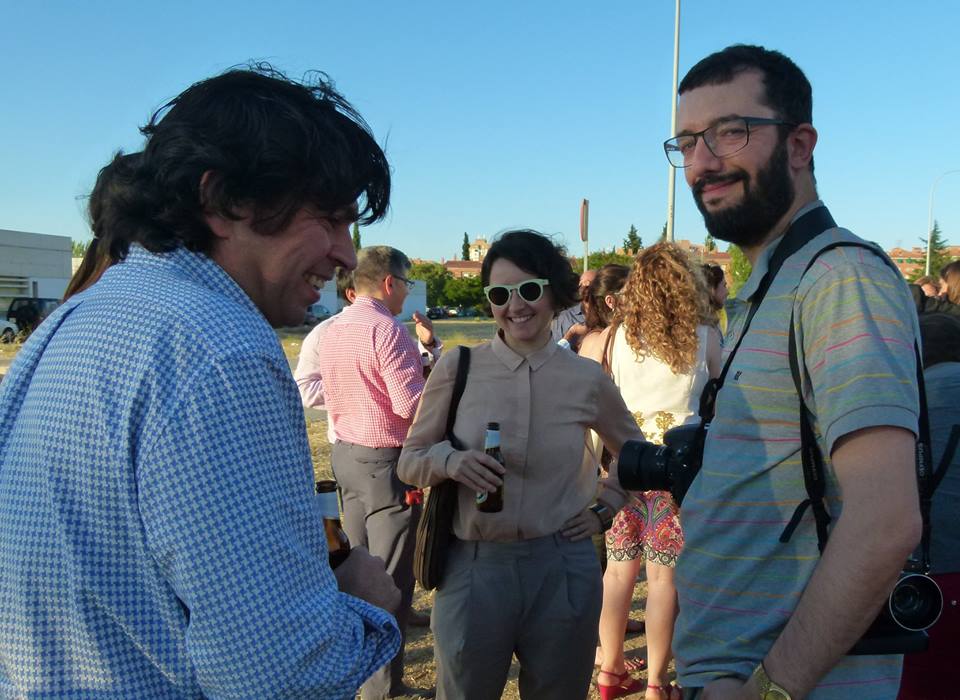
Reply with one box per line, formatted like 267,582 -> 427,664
316,296 -> 426,448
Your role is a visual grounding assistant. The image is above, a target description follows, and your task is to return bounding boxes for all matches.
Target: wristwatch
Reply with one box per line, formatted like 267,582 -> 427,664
751,662 -> 792,700
588,503 -> 614,532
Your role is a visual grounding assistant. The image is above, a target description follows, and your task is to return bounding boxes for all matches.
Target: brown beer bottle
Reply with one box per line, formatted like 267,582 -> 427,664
476,422 -> 504,512
315,480 -> 351,568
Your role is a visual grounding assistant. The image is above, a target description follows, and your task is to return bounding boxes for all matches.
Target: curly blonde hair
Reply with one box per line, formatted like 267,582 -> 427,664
618,242 -> 712,374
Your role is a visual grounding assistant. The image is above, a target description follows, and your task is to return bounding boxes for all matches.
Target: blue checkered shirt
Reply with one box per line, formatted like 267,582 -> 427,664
0,246 -> 400,698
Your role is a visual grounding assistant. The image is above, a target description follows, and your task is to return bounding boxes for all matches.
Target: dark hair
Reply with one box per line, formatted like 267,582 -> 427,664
940,261 -> 960,305
701,263 -> 726,311
481,230 -> 579,312
584,264 -> 629,330
919,313 -> 960,368
94,63 -> 390,256
335,266 -> 355,300
679,45 -> 814,173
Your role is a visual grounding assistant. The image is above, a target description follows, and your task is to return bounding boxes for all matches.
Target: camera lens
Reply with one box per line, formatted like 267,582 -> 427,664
618,440 -> 672,492
888,573 -> 943,631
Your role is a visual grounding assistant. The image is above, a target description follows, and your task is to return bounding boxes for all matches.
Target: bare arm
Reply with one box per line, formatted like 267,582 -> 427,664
706,426 -> 921,700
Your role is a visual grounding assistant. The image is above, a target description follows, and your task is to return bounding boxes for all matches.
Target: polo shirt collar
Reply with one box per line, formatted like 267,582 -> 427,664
351,295 -> 393,317
736,199 -> 826,302
491,330 -> 558,371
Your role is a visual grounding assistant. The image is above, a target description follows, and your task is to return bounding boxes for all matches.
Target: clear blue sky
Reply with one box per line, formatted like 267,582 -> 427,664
2,1 -> 958,261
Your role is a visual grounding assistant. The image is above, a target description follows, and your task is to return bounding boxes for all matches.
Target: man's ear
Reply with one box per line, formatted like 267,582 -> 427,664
787,124 -> 817,171
199,170 -> 232,240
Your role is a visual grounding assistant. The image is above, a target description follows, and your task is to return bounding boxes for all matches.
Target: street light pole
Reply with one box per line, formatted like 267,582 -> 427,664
665,0 -> 681,243
926,169 -> 960,276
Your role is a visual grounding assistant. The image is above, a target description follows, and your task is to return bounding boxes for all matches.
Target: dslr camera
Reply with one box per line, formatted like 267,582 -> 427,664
618,423 -> 703,505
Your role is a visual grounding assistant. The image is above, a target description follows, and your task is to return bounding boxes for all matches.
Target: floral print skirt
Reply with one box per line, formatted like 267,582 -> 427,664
605,490 -> 683,567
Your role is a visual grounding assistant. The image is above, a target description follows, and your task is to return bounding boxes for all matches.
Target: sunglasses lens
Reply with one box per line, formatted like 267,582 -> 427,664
518,281 -> 542,303
486,287 -> 511,306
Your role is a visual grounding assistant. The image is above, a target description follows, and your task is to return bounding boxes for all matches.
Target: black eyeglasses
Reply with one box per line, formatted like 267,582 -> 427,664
393,275 -> 416,291
483,278 -> 550,307
663,116 -> 796,168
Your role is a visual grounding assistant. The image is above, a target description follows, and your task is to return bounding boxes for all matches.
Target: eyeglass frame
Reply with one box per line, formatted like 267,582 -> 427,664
663,116 -> 797,169
483,278 -> 551,307
392,274 -> 416,291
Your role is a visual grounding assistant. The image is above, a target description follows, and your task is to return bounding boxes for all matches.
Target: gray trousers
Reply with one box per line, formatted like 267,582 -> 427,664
432,534 -> 603,700
332,441 -> 421,700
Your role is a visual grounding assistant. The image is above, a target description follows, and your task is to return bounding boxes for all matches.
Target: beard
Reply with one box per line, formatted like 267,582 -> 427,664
693,139 -> 795,248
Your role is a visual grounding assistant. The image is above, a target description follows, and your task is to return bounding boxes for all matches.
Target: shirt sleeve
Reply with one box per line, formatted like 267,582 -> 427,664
398,350 -> 460,487
591,368 -> 644,511
797,248 -> 920,454
378,324 -> 427,421
137,351 -> 400,698
293,321 -> 330,409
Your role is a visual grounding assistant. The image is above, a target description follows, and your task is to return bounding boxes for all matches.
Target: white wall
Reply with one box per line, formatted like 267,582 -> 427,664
399,280 -> 427,320
0,229 -> 72,305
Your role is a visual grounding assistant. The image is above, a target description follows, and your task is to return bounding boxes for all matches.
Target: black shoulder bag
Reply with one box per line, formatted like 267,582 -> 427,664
412,346 -> 470,591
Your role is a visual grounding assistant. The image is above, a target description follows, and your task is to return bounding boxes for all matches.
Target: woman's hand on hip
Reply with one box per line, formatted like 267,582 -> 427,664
561,507 -> 603,541
446,450 -> 504,493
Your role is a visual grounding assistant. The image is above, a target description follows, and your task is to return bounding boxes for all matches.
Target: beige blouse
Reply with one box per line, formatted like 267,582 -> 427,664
398,333 -> 643,542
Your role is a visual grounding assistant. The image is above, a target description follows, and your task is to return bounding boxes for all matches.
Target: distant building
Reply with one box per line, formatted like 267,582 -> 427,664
468,237 -> 490,262
444,260 -> 483,279
888,245 -> 960,279
0,229 -> 72,310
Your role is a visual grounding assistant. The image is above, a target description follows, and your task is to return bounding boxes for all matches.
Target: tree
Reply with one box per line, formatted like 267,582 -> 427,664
443,275 -> 484,309
409,262 -> 451,306
462,232 -> 470,261
704,233 -> 717,253
623,225 -> 642,255
72,239 -> 90,257
351,222 -> 361,251
909,220 -> 952,280
571,251 -> 634,274
658,221 -> 668,243
728,245 -> 753,296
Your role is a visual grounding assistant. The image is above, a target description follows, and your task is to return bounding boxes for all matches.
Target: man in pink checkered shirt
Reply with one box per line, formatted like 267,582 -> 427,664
316,245 -> 439,700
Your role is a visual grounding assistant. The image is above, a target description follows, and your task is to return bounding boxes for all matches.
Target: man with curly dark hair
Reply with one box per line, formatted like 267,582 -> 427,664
0,65 -> 402,697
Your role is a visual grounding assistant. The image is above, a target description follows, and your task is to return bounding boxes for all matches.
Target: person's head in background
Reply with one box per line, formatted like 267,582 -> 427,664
939,261 -> 960,305
583,264 -> 630,331
913,275 -> 940,298
352,246 -> 412,316
701,263 -> 728,311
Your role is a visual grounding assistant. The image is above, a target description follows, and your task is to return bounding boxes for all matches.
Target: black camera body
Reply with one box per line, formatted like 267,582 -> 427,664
618,423 -> 704,505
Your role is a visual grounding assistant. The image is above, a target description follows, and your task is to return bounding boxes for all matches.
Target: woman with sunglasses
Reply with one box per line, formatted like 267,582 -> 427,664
399,230 -> 643,700
597,243 -> 721,700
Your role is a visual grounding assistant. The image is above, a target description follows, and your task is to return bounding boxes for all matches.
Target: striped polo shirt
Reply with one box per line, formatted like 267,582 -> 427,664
674,202 -> 921,699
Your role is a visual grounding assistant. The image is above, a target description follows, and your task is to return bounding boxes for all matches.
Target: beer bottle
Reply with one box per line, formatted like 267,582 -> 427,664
476,422 -> 505,512
315,480 -> 351,568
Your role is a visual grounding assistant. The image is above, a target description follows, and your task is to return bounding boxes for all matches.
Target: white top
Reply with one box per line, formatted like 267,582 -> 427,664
610,324 -> 711,444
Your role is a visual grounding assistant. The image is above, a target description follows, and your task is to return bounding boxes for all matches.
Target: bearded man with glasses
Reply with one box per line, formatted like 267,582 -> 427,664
659,46 -> 922,700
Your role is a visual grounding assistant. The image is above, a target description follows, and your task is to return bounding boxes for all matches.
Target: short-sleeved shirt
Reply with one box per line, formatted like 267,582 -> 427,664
0,245 -> 399,698
674,203 -> 921,698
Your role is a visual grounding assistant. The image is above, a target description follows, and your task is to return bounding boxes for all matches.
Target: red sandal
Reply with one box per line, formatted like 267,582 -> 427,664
597,670 -> 644,700
645,683 -> 681,700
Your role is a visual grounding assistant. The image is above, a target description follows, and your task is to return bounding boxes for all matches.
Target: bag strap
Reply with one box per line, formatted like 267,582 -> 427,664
779,241 -> 954,575
445,346 -> 471,451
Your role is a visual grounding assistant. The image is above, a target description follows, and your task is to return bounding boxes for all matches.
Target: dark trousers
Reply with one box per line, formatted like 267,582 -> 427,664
332,441 -> 421,700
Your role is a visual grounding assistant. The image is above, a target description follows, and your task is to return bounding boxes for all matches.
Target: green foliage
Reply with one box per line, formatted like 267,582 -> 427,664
623,225 -> 642,255
71,239 -> 89,257
909,220 -> 953,280
658,221 -> 667,243
443,275 -> 484,308
409,262 -> 451,306
704,233 -> 717,252
462,232 -> 470,261
728,245 -> 753,295
571,250 -> 634,274
351,222 -> 361,251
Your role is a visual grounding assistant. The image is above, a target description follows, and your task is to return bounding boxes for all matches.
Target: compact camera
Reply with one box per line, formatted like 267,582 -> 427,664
849,565 -> 943,655
617,423 -> 704,505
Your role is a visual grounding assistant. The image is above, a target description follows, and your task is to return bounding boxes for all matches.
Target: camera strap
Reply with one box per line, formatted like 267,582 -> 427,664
697,205 -> 839,426
781,242 -> 954,575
